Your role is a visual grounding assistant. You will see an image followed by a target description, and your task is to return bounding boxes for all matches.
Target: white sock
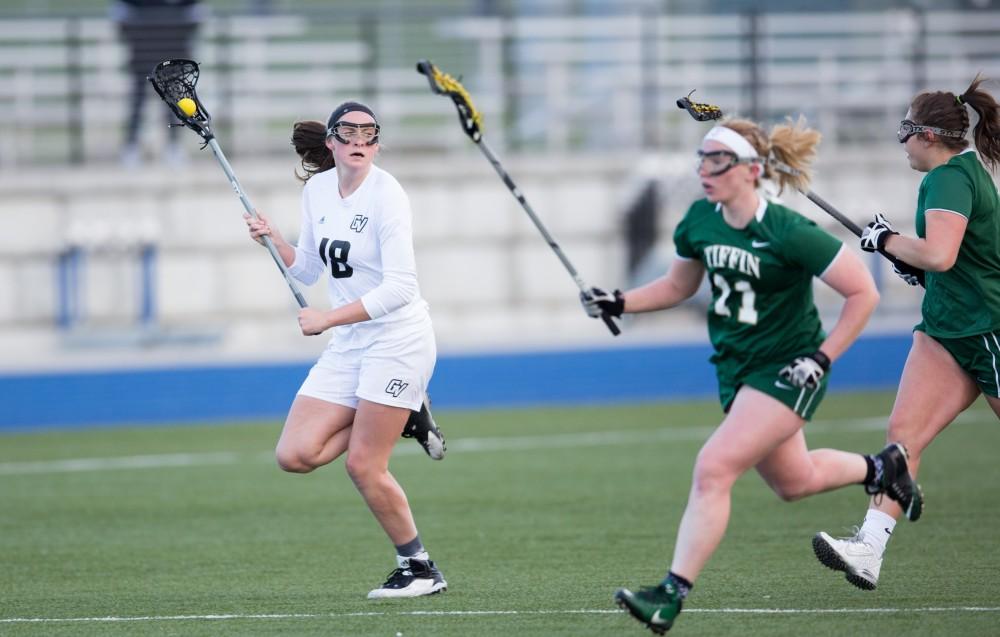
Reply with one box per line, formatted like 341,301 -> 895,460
396,551 -> 430,568
859,509 -> 897,558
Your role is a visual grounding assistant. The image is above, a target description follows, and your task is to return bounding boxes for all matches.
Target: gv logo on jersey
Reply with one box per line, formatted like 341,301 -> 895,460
385,379 -> 409,397
350,215 -> 369,232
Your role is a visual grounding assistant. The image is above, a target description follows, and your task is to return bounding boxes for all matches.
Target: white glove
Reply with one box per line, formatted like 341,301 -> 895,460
860,213 -> 898,253
579,287 -> 624,319
778,351 -> 831,389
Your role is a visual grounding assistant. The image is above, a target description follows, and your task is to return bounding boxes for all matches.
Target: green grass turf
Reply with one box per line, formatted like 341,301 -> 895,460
1,390 -> 998,636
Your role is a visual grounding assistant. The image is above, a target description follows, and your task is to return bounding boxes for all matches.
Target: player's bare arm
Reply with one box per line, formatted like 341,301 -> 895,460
882,210 -> 969,271
624,258 -> 706,313
816,248 -> 880,361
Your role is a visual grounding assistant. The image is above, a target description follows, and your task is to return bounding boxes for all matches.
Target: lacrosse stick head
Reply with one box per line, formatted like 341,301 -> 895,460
677,90 -> 723,122
148,58 -> 214,141
416,59 -> 483,142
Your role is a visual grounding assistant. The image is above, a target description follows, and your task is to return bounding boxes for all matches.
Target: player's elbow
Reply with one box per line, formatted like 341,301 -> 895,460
383,275 -> 418,309
364,274 -> 418,317
859,286 -> 880,315
924,251 -> 957,272
293,271 -> 321,286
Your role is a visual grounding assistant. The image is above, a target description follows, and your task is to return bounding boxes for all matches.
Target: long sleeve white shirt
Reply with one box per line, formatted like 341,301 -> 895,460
288,165 -> 430,350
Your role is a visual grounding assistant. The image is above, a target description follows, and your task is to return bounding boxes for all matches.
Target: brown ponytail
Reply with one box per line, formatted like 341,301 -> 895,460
961,74 -> 1000,173
910,73 -> 1000,172
291,120 -> 334,183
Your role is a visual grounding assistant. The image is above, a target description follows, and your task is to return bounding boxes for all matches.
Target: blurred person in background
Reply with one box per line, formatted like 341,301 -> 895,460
814,74 -> 1000,592
581,118 -> 921,634
244,101 -> 448,599
111,0 -> 204,166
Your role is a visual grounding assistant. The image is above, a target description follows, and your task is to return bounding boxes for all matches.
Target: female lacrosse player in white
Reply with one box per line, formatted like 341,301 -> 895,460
814,74 -> 1000,592
244,101 -> 446,599
581,118 -> 921,634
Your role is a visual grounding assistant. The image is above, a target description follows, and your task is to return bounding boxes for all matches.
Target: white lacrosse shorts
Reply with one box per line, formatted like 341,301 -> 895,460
297,325 -> 436,412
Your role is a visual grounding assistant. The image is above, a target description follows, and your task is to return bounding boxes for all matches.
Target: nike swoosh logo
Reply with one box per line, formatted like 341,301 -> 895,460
885,528 -> 893,535
751,240 -> 770,248
650,609 -> 667,625
774,380 -> 793,390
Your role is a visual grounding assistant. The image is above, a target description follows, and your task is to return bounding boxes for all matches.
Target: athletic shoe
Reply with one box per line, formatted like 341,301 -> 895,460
401,393 -> 446,460
367,557 -> 448,599
613,582 -> 682,634
813,530 -> 882,590
865,442 -> 923,522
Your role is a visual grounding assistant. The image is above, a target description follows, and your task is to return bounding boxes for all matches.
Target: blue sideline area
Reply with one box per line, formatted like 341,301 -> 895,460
0,333 -> 911,431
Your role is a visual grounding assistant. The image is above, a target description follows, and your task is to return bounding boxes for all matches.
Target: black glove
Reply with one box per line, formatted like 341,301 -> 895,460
891,261 -> 924,286
580,287 -> 624,319
860,213 -> 898,253
778,350 -> 831,389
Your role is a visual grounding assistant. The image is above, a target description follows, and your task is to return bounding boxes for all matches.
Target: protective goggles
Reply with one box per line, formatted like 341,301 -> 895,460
897,119 -> 965,144
696,150 -> 762,176
327,121 -> 380,145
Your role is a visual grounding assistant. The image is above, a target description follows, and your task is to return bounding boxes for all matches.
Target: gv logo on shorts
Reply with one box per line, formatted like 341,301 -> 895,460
350,215 -> 369,232
385,379 -> 409,397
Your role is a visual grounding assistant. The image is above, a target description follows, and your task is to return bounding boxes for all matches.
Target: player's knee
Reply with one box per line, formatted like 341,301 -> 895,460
691,453 -> 737,496
770,481 -> 809,502
275,446 -> 317,473
344,453 -> 374,485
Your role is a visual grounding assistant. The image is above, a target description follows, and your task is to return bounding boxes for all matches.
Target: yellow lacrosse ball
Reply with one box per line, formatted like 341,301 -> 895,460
177,98 -> 197,117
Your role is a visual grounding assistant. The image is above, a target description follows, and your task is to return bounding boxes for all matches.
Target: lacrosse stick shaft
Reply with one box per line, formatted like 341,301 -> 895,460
767,159 -> 924,286
206,139 -> 309,308
801,189 -> 864,237
799,186 -> 925,287
476,139 -> 621,335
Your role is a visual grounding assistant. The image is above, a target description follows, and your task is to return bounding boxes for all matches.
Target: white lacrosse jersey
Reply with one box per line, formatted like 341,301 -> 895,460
288,165 -> 431,351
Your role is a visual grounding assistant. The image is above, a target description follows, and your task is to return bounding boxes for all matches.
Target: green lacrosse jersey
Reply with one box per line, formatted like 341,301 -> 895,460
674,198 -> 843,367
916,149 -> 1000,337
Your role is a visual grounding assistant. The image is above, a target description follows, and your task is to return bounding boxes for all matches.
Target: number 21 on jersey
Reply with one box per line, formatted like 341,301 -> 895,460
712,273 -> 757,325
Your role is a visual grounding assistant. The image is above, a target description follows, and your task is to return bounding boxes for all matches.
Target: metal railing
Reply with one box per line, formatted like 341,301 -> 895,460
0,7 -> 998,166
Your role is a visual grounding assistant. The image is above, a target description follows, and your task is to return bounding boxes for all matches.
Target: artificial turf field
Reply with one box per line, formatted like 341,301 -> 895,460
1,390 -> 998,636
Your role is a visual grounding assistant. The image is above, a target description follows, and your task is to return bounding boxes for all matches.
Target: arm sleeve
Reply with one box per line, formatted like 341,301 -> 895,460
781,219 -> 843,277
287,183 -> 326,285
923,165 -> 973,219
360,183 -> 419,319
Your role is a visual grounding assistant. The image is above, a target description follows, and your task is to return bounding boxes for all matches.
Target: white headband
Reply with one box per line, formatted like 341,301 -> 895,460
703,126 -> 759,159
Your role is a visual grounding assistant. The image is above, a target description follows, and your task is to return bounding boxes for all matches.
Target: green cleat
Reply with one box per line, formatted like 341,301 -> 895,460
614,583 -> 682,634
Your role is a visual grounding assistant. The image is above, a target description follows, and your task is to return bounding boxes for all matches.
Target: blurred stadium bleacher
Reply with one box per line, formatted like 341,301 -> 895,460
1,1 -> 998,425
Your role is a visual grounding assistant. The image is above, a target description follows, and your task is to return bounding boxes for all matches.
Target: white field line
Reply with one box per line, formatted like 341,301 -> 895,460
0,410 -> 993,477
3,606 -> 1000,624
0,452 -> 241,475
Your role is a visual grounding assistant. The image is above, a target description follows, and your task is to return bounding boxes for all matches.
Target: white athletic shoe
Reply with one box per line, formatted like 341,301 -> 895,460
367,557 -> 448,599
812,530 -> 882,590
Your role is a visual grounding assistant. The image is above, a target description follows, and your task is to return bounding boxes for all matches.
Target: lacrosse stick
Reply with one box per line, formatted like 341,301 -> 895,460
768,159 -> 924,287
148,59 -> 308,308
416,59 -> 620,335
677,93 -> 925,287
